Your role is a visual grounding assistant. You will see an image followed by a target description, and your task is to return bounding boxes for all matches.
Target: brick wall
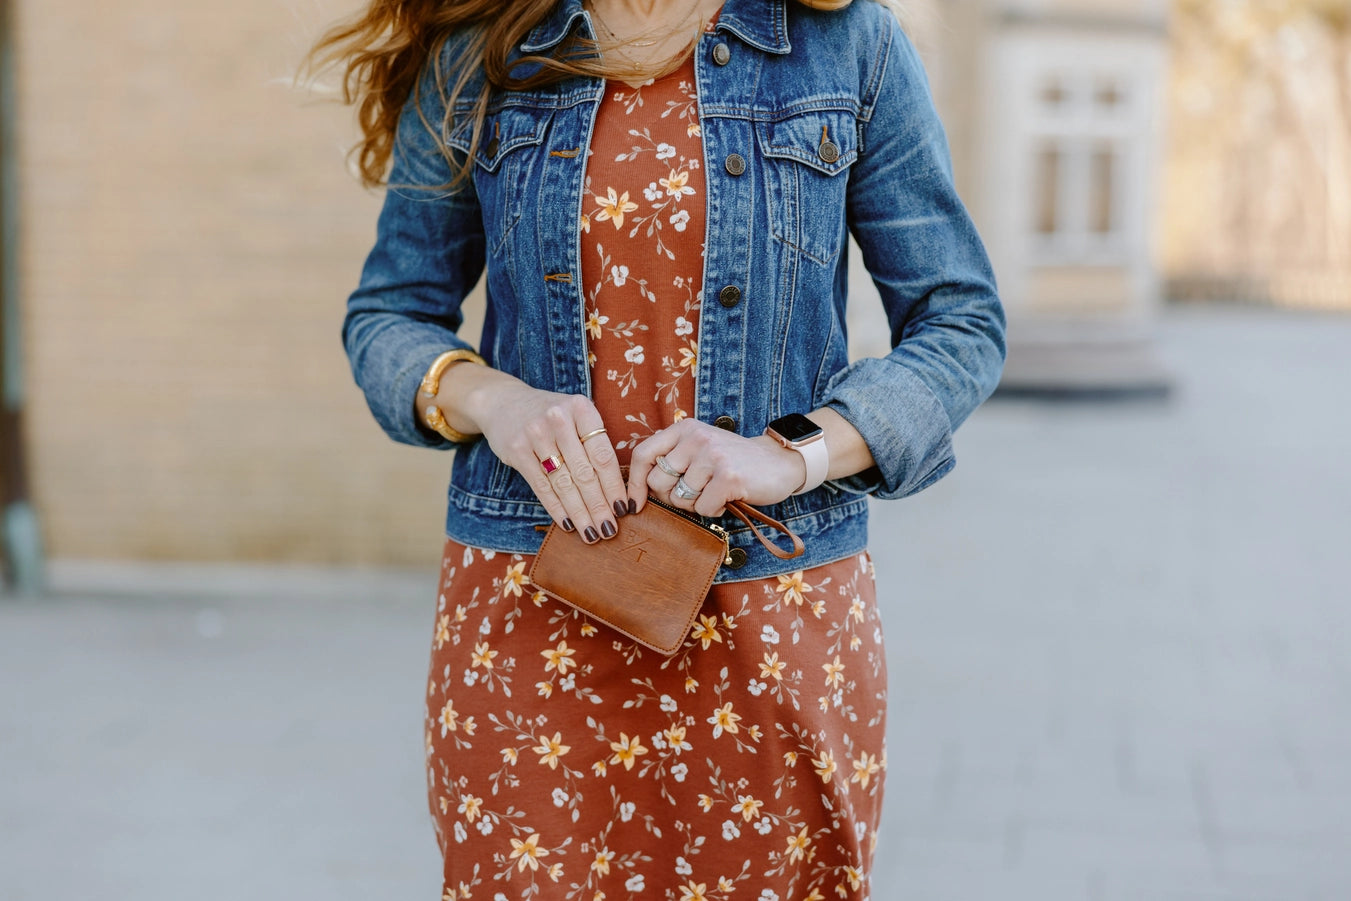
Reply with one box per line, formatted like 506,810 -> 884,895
15,0 -> 469,566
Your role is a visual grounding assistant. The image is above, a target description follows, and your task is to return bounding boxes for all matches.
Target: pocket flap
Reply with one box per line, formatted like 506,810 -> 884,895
757,110 -> 858,176
449,105 -> 553,173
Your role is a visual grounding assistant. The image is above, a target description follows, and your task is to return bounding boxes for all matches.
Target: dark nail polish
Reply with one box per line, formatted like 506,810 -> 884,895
613,499 -> 628,519
601,520 -> 617,539
627,498 -> 638,515
561,518 -> 575,533
583,526 -> 599,544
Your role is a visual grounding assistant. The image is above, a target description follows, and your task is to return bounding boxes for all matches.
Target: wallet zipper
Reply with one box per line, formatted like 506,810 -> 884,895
645,495 -> 734,565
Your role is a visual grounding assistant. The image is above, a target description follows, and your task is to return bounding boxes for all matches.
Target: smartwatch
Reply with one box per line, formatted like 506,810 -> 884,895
764,413 -> 829,495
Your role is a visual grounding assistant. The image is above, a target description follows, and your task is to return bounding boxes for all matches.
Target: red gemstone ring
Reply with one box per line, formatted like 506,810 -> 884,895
540,455 -> 563,475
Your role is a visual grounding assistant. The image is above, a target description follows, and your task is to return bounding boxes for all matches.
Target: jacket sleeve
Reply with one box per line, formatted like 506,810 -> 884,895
823,11 -> 1006,500
341,48 -> 487,449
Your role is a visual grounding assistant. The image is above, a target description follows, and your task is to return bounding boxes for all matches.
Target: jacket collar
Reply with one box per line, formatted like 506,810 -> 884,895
521,0 -> 791,56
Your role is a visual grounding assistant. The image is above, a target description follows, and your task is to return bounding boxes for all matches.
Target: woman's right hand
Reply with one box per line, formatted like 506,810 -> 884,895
434,364 -> 630,543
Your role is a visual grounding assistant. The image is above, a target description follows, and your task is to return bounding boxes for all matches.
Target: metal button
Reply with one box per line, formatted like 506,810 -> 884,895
725,547 -> 748,569
713,416 -> 737,431
485,138 -> 500,158
724,153 -> 746,176
712,42 -> 731,66
818,140 -> 840,164
718,285 -> 741,308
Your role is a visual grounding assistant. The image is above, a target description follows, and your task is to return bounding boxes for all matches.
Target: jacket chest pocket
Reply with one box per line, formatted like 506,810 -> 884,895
756,110 -> 857,267
451,105 -> 554,258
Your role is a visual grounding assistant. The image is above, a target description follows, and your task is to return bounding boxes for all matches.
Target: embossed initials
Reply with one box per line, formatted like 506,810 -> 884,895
621,528 -> 651,563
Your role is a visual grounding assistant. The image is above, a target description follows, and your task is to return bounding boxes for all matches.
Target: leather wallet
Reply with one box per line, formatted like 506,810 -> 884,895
529,498 -> 803,655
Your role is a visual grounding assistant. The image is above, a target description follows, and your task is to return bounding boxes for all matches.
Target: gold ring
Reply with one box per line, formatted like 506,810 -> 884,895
540,455 -> 563,476
578,427 -> 608,443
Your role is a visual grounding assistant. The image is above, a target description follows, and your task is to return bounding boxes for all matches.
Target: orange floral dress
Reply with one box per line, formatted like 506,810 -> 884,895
425,48 -> 888,901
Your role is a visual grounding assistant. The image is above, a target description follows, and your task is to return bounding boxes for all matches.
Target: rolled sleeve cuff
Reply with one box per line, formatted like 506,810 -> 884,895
376,335 -> 477,450
821,356 -> 956,500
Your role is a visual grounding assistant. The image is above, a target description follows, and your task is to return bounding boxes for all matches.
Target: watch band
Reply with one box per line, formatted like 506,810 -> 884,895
765,414 -> 829,495
789,433 -> 829,495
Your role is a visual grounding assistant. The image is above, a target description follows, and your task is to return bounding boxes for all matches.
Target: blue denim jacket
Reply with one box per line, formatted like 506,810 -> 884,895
344,0 -> 1006,582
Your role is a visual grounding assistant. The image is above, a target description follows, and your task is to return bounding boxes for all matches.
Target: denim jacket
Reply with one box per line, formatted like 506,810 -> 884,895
343,0 -> 1006,582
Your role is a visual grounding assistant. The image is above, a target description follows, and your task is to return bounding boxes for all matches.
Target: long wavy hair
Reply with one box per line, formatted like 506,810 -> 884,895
300,0 -> 863,189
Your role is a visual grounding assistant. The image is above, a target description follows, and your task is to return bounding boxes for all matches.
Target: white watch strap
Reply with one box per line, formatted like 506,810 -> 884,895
791,435 -> 830,496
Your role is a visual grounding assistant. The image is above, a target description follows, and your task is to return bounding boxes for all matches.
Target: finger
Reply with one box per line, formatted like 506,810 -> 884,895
669,455 -> 714,512
518,452 -> 576,535
531,437 -> 599,543
551,416 -> 618,542
627,428 -> 682,514
575,417 -> 631,522
693,467 -> 743,518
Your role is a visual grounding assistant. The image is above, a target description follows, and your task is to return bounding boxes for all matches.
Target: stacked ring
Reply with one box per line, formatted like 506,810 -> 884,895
540,455 -> 563,475
655,455 -> 682,478
673,476 -> 701,500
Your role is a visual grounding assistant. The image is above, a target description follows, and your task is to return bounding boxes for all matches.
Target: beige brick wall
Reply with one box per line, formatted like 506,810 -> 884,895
16,0 -> 465,566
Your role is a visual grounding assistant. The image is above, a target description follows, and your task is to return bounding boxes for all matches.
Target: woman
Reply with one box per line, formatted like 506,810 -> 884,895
308,0 -> 1004,896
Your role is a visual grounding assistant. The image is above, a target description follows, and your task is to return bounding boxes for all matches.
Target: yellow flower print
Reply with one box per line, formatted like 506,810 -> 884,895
438,699 -> 459,736
760,651 -> 786,681
471,641 -> 498,670
785,825 -> 811,863
678,882 -> 708,901
508,832 -> 549,872
434,614 -> 451,649
684,676 -> 699,693
849,595 -> 866,623
462,716 -> 477,737
537,680 -> 554,698
592,759 -> 608,777
690,613 -> 722,649
850,634 -> 862,651
784,750 -> 798,767
586,309 -> 610,341
591,848 -> 614,876
822,654 -> 845,688
457,794 -> 483,822
803,891 -> 825,901
502,561 -> 529,597
547,862 -> 564,882
708,702 -> 741,738
581,212 -> 591,233
732,793 -> 763,822
717,877 -> 734,892
678,340 -> 698,369
501,747 -> 519,765
580,622 -> 598,638
812,749 -> 836,783
453,604 -> 468,623
608,732 -> 649,770
534,731 -> 571,769
663,723 -> 692,754
593,186 -> 638,229
541,640 -> 577,674
844,866 -> 863,890
686,121 -> 702,138
851,751 -> 881,789
659,168 -> 696,200
697,794 -> 715,812
776,571 -> 812,606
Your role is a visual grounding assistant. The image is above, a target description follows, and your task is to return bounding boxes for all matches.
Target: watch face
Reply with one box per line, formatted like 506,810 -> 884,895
768,413 -> 823,443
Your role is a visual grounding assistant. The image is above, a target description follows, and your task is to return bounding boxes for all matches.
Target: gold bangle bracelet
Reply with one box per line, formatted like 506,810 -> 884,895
419,348 -> 487,444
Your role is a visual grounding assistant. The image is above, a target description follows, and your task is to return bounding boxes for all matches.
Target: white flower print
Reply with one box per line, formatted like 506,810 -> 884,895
643,182 -> 662,202
676,856 -> 693,875
671,762 -> 689,782
454,821 -> 467,843
611,264 -> 629,287
760,891 -> 781,901
551,787 -> 568,807
721,820 -> 741,840
619,801 -> 636,822
761,625 -> 781,644
755,818 -> 774,835
675,316 -> 694,337
656,142 -> 677,160
626,874 -> 646,892
659,694 -> 678,712
624,345 -> 645,365
748,679 -> 766,697
670,209 -> 691,232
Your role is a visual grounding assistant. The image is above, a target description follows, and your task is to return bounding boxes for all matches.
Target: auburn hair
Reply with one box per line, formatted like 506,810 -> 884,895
301,0 -> 858,189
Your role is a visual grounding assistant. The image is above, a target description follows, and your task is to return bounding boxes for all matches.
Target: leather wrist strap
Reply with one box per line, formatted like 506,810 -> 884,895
725,500 -> 804,560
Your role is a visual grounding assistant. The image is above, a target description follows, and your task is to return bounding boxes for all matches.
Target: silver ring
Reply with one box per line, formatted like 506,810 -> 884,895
655,455 -> 683,478
673,476 -> 701,501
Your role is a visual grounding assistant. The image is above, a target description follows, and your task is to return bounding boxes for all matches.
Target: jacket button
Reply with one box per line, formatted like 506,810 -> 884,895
485,137 -> 500,158
724,153 -> 746,176
818,140 -> 840,163
712,42 -> 731,66
725,547 -> 748,569
718,285 -> 741,308
713,416 -> 737,431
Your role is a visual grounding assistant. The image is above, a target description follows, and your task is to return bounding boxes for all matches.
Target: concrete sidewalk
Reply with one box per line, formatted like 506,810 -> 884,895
3,305 -> 1350,900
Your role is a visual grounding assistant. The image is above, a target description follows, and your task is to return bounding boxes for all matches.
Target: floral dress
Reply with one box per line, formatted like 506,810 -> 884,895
425,46 -> 888,901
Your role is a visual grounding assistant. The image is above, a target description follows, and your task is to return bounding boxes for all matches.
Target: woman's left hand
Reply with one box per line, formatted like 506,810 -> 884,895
627,419 -> 806,517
